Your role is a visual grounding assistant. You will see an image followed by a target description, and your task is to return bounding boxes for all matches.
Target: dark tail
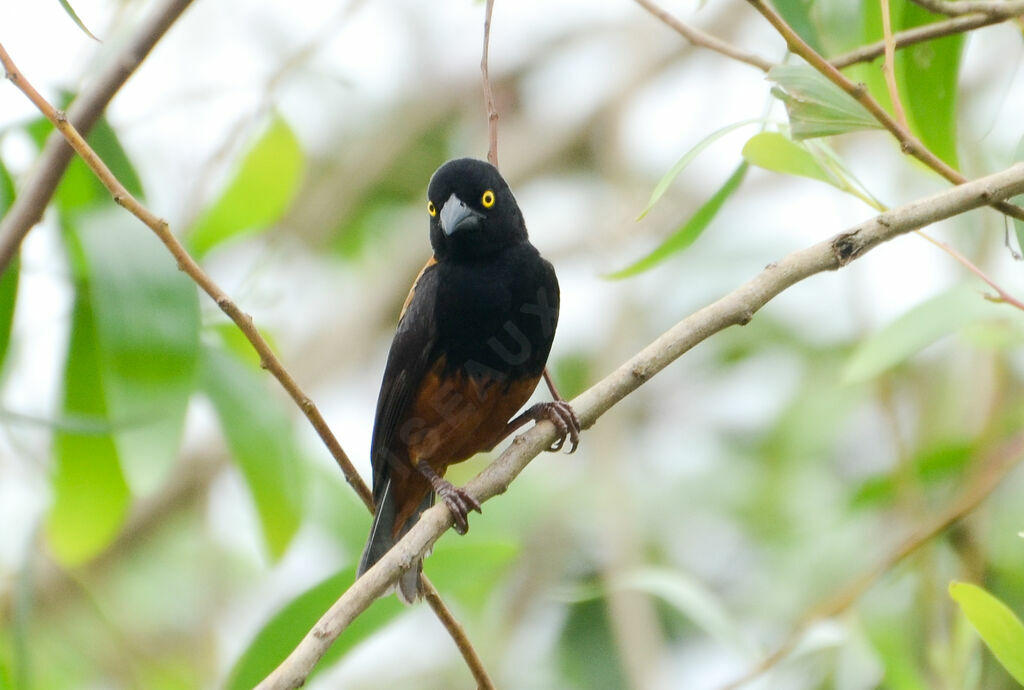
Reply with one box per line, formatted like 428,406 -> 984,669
357,480 -> 434,604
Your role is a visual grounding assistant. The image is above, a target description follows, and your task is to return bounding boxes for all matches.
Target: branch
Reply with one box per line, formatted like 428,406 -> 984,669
0,0 -> 196,277
481,0 -> 499,167
719,432 -> 1024,690
909,0 -> 1024,15
745,0 -> 1024,223
633,0 -> 775,72
255,161 -> 1024,690
0,41 -> 495,688
916,230 -> 1024,311
830,11 -> 1018,68
879,0 -> 911,130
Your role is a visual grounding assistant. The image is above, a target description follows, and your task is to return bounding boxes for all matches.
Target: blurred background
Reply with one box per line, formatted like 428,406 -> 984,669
1,0 -> 1023,688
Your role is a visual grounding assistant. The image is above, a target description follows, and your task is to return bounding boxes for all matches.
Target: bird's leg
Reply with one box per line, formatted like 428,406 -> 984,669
504,400 -> 581,453
415,461 -> 481,535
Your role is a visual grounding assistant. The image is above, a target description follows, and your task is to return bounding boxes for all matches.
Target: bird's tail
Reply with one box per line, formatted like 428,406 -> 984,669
357,480 -> 434,604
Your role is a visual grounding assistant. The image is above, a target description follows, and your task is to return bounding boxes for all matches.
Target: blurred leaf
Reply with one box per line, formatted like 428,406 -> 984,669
616,567 -> 755,658
560,596 -> 626,690
773,0 -> 823,54
638,118 -> 762,219
850,440 -> 974,509
742,132 -> 833,185
896,5 -> 963,169
949,581 -> 1024,684
75,210 -> 200,492
768,64 -> 881,139
607,162 -> 747,279
225,567 -> 403,690
46,290 -> 129,566
188,114 -> 304,257
841,286 -> 1005,384
57,0 -> 99,40
551,352 -> 593,401
200,346 -> 304,559
425,540 -> 519,609
0,160 -> 17,371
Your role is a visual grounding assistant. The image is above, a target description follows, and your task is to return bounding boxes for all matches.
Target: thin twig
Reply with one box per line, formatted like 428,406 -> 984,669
719,433 -> 1024,690
632,0 -> 774,72
915,230 -> 1024,311
829,12 -> 1013,68
254,162 -> 1024,690
910,0 -> 1024,15
0,0 -> 196,277
879,0 -> 910,130
745,0 -> 1024,223
481,0 -> 499,167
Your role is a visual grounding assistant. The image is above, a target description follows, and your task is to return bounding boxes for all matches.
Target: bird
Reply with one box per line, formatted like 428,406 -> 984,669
356,157 -> 580,603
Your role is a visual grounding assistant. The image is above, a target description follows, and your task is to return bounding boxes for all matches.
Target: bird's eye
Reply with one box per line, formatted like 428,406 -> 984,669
481,190 -> 496,208
427,201 -> 437,217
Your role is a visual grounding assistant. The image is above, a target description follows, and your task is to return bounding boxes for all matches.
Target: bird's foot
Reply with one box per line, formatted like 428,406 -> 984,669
417,462 -> 481,534
525,401 -> 581,453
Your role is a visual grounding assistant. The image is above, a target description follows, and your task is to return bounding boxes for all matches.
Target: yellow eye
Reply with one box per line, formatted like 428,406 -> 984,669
481,190 -> 496,208
427,201 -> 437,217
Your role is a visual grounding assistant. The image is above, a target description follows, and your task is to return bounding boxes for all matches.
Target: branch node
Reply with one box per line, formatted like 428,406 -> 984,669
54,109 -> 68,124
112,194 -> 124,207
979,186 -> 994,202
736,309 -> 755,326
832,232 -> 861,265
259,358 -> 271,371
216,296 -> 230,310
631,362 -> 652,383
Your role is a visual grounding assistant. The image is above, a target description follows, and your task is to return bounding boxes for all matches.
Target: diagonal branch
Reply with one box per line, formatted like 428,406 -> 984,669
632,0 -> 774,72
0,0 -> 197,277
830,11 -> 1020,68
909,0 -> 1024,15
745,0 -> 1024,223
255,162 -> 1024,690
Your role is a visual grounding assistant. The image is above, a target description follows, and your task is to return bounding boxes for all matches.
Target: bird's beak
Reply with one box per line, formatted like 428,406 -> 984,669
439,193 -> 484,236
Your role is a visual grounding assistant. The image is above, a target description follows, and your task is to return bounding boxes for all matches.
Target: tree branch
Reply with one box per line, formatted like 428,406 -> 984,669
745,0 -> 1024,223
829,11 -> 1018,68
481,0 -> 499,167
255,161 -> 1024,690
0,0 -> 196,277
632,0 -> 775,72
909,0 -> 1024,15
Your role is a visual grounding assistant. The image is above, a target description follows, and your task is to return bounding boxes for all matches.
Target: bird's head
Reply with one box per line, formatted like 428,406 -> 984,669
426,158 -> 527,261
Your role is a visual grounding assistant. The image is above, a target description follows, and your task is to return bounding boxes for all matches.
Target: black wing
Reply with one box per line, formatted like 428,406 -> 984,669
369,262 -> 440,506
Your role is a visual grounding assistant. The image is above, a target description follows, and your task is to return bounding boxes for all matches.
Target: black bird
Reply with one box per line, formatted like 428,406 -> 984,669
357,158 -> 580,603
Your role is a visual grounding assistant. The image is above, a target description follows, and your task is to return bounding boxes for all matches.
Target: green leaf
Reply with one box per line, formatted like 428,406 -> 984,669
57,0 -> 99,41
0,160 -> 17,371
896,4 -> 963,169
74,209 -> 200,492
188,115 -> 304,257
199,346 -> 304,559
560,596 -> 627,690
639,118 -> 763,219
841,286 -> 1006,384
949,581 -> 1024,684
46,290 -> 130,566
607,162 -> 748,279
768,64 -> 882,139
773,0 -> 824,54
224,567 -> 404,690
741,132 -> 834,184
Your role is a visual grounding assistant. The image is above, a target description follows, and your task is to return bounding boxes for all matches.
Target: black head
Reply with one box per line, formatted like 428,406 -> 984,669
425,158 -> 528,261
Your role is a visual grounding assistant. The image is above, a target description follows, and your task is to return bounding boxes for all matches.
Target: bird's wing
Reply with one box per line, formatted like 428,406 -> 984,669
369,258 -> 441,505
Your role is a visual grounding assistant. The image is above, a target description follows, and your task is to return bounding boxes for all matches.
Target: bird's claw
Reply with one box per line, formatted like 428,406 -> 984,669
437,482 -> 482,535
531,400 -> 581,454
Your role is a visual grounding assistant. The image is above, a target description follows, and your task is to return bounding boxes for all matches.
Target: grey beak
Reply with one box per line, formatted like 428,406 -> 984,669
439,193 -> 484,236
